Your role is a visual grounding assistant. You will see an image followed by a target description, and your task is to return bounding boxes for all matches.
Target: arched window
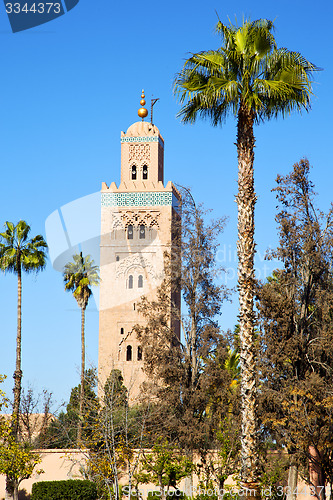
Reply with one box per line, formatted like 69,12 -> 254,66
139,224 -> 145,239
131,165 -> 137,180
126,345 -> 132,361
128,275 -> 133,289
120,327 -> 124,335
138,275 -> 143,288
127,225 -> 133,239
137,346 -> 142,361
142,165 -> 148,180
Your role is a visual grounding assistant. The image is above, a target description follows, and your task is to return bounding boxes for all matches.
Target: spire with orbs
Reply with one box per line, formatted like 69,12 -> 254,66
138,90 -> 148,121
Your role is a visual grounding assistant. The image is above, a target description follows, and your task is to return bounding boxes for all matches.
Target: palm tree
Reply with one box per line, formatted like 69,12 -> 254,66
174,18 -> 318,492
0,221 -> 47,437
0,220 -> 47,500
63,252 -> 99,443
224,346 -> 240,394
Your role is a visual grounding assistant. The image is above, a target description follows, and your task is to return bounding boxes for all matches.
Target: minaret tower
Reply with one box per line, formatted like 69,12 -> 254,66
98,92 -> 180,399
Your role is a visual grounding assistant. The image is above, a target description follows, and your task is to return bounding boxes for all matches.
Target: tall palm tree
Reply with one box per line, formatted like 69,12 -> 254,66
174,18 -> 318,492
63,252 -> 99,443
0,221 -> 47,439
0,221 -> 47,500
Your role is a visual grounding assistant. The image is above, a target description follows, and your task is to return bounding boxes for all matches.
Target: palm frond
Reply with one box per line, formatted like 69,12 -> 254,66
216,21 -> 236,49
63,252 -> 99,310
174,17 -> 318,126
0,221 -> 47,274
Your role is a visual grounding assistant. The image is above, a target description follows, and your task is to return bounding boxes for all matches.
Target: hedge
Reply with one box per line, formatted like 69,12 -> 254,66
31,479 -> 98,500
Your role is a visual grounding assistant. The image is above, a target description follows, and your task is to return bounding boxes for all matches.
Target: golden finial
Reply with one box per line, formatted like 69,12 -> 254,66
138,89 -> 148,120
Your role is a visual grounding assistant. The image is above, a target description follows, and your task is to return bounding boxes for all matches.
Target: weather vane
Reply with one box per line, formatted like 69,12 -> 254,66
151,97 -> 159,125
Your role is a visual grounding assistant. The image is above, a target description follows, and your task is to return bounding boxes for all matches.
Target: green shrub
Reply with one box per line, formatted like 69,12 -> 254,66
31,479 -> 97,500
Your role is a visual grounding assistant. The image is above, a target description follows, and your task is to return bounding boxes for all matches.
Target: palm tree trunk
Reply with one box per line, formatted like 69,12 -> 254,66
6,263 -> 23,500
13,262 -> 22,438
236,102 -> 259,497
78,306 -> 85,445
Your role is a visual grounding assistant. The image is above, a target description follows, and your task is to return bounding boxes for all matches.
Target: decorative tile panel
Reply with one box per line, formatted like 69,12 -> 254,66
121,136 -> 164,147
102,192 -> 177,207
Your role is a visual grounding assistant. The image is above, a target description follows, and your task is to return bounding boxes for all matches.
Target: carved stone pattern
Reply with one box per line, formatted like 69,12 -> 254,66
120,210 -> 160,229
111,213 -> 124,229
116,254 -> 156,279
129,144 -> 150,162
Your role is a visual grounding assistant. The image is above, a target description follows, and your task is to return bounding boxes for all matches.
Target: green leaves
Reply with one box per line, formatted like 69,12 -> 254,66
63,252 -> 99,310
31,480 -> 97,500
5,221 -> 15,234
0,379 -> 42,486
137,438 -> 193,490
253,30 -> 272,58
235,25 -> 248,54
0,220 -> 47,274
0,437 -> 42,483
174,17 -> 318,125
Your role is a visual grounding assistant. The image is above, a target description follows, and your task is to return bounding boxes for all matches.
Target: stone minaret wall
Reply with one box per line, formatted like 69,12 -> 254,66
120,122 -> 164,185
98,120 -> 180,400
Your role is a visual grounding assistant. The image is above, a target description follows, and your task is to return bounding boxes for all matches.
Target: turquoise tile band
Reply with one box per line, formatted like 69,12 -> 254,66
101,192 -> 178,207
121,136 -> 164,146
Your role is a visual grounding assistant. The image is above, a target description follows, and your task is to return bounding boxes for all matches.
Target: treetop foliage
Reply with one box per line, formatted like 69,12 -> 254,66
63,252 -> 99,310
134,187 -> 238,457
257,158 -> 333,491
174,18 -> 319,126
0,220 -> 47,275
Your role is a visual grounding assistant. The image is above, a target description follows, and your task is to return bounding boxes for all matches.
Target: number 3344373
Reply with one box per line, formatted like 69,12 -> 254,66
5,3 -> 62,14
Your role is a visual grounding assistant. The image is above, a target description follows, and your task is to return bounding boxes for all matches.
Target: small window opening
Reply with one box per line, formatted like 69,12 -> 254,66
142,165 -> 148,180
137,346 -> 142,361
127,225 -> 133,239
120,327 -> 124,335
131,165 -> 137,180
138,275 -> 143,288
128,275 -> 133,289
133,303 -> 135,310
139,225 -> 145,239
116,255 -> 119,261
126,345 -> 132,361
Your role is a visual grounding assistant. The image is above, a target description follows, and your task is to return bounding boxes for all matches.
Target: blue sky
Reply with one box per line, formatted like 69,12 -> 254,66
0,0 -> 332,407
